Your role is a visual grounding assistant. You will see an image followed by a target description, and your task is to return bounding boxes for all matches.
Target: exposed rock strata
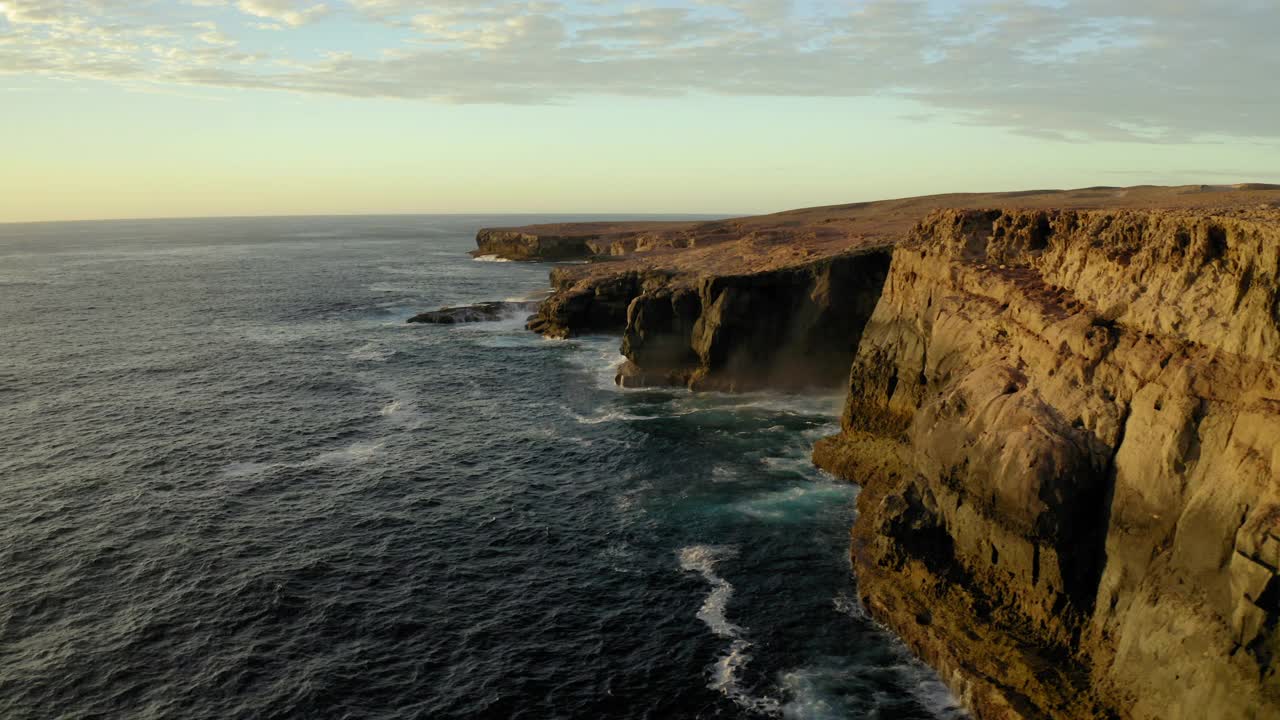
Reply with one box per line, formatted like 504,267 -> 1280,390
815,208 -> 1280,719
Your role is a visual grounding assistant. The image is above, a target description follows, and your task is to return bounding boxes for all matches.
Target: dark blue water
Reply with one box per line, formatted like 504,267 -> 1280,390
0,216 -> 964,719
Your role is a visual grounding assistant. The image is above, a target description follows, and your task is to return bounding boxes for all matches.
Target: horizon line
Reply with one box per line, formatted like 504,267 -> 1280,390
4,180 -> 1277,227
0,210 -> 747,228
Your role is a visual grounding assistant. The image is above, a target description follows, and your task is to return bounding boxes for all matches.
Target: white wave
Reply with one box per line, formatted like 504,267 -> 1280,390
910,674 -> 969,719
472,254 -> 512,263
452,312 -> 533,336
732,477 -> 857,521
348,342 -> 396,361
679,545 -> 782,716
568,406 -> 694,425
778,661 -> 967,720
559,337 -> 633,390
831,593 -> 868,621
779,668 -> 844,720
759,455 -> 820,476
379,399 -> 424,429
695,392 -> 844,418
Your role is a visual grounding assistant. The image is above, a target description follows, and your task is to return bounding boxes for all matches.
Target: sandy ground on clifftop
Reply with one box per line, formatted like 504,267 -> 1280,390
496,184 -> 1280,281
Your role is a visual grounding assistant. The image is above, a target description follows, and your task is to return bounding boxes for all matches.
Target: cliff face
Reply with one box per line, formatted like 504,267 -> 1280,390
473,229 -> 601,261
617,250 -> 892,391
524,249 -> 891,391
815,209 -> 1280,719
473,220 -> 716,260
525,267 -> 661,338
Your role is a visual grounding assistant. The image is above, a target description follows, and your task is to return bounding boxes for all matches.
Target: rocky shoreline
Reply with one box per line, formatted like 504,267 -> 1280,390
474,185 -> 1280,720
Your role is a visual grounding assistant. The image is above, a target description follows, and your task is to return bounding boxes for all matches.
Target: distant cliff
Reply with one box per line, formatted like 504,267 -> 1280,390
472,229 -> 600,261
490,185 -> 1280,719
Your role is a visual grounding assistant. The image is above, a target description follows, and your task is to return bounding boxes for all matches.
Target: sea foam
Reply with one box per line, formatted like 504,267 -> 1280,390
679,545 -> 782,716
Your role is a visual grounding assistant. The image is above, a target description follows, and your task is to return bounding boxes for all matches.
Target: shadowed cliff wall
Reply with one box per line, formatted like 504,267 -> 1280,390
616,250 -> 892,391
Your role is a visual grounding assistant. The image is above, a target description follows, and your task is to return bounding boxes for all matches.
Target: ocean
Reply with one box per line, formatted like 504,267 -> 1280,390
0,216 -> 965,719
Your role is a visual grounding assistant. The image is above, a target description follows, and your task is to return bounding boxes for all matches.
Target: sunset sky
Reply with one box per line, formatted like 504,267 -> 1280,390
3,0 -> 1278,222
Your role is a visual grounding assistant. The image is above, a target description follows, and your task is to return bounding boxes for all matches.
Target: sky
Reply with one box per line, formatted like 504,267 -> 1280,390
2,0 -> 1279,222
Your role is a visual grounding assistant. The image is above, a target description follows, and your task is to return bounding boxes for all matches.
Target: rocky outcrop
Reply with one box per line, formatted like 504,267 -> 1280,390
522,248 -> 892,391
615,249 -> 892,391
525,268 -> 667,338
407,301 -> 538,324
815,208 -> 1280,719
473,229 -> 602,261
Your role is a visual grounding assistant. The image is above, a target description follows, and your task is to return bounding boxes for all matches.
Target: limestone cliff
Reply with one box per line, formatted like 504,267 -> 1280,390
815,208 -> 1280,719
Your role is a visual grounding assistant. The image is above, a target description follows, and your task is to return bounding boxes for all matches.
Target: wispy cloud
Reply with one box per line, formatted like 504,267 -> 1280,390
2,0 -> 1278,142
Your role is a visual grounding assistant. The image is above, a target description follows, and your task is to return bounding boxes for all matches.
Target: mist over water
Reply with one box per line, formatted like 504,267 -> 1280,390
0,216 -> 964,719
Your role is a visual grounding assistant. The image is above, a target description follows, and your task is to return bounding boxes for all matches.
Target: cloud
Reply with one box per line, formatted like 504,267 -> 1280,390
234,0 -> 328,27
193,20 -> 237,47
0,0 -> 58,24
2,0 -> 1278,142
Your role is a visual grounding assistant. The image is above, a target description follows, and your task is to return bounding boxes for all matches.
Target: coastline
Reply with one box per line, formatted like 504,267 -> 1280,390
486,185 -> 1280,720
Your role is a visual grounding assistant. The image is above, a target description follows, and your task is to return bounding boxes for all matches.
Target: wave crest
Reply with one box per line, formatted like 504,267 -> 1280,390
678,545 -> 781,716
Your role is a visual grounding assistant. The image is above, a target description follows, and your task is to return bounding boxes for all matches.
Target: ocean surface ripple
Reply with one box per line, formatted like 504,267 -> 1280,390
0,216 -> 965,719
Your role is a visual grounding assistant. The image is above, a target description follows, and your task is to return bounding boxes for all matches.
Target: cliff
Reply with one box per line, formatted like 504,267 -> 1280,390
499,184 -> 1280,718
614,249 -> 892,391
815,207 -> 1280,719
472,220 -> 712,260
472,229 -> 600,261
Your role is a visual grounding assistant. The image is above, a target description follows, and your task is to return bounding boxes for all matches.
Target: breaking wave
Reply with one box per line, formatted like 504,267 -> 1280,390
679,545 -> 783,716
